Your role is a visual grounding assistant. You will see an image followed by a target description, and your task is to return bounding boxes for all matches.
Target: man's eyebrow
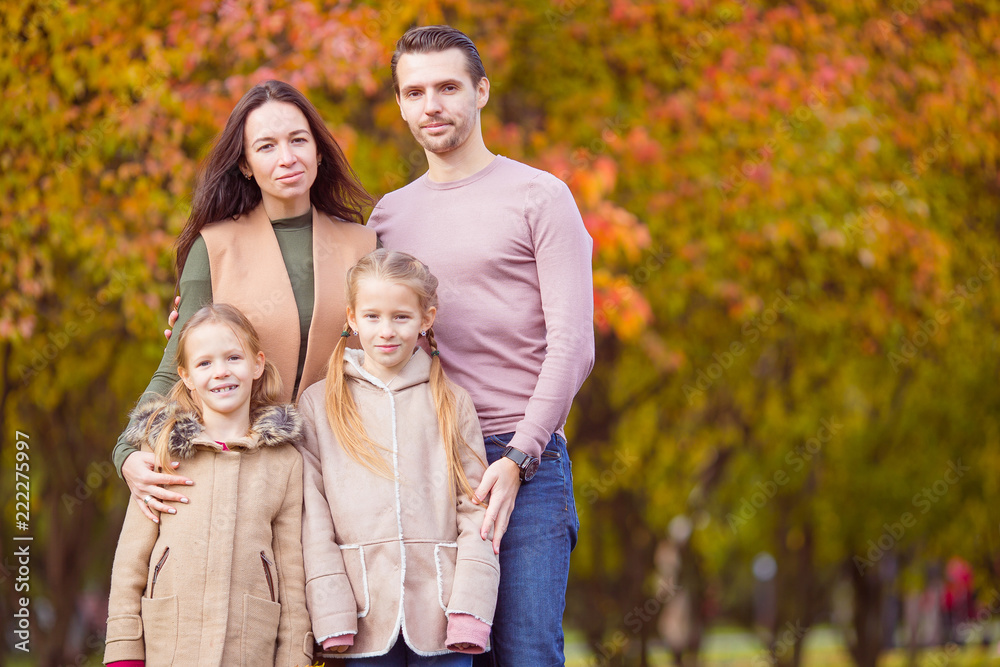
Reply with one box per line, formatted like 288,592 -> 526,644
401,78 -> 466,91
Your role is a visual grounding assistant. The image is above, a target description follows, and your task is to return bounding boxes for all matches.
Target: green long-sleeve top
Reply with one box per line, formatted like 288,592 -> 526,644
112,210 -> 315,476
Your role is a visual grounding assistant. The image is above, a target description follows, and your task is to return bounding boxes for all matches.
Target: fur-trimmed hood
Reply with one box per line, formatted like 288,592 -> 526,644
125,397 -> 303,459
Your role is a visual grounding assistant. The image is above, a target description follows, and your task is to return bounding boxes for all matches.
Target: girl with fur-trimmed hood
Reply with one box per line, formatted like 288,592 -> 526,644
104,304 -> 313,667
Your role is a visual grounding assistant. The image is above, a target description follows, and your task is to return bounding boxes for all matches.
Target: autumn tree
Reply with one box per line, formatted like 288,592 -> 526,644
4,2 -> 1000,666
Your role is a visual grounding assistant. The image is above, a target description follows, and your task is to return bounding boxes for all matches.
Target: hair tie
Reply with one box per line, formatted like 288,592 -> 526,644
431,350 -> 440,357
340,331 -> 350,337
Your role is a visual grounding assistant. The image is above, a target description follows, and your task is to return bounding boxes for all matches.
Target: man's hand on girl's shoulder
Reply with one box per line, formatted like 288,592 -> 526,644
474,457 -> 521,554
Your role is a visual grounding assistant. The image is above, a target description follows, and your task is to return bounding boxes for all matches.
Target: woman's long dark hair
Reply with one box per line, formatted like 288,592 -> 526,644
174,80 -> 373,279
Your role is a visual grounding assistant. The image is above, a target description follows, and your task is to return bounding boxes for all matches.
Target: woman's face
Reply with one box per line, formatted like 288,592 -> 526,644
242,101 -> 319,219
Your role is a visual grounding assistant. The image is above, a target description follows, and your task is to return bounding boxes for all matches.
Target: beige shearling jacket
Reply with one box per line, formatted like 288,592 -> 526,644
296,348 -> 500,657
104,400 -> 314,666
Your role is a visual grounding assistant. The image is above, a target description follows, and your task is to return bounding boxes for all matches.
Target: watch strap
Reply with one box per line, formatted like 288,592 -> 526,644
502,445 -> 539,482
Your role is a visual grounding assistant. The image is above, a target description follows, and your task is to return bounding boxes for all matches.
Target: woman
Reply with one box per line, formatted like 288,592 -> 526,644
114,80 -> 376,522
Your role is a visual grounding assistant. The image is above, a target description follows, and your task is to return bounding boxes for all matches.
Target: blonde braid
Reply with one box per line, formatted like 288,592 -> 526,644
426,328 -> 481,500
324,324 -> 394,478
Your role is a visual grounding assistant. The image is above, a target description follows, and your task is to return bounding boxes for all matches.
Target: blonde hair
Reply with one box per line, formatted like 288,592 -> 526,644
145,304 -> 283,473
325,249 -> 485,499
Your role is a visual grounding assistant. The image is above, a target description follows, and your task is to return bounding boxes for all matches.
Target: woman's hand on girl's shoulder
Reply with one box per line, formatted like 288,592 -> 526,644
121,450 -> 192,524
163,295 -> 181,342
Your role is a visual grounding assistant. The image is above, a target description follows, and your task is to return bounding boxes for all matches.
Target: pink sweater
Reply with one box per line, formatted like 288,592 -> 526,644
369,156 -> 595,459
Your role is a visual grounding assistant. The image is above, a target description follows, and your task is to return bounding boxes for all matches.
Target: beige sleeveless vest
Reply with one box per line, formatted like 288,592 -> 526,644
201,204 -> 375,402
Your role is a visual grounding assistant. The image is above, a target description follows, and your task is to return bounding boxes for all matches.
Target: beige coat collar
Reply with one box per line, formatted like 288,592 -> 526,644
125,398 -> 303,459
343,347 -> 432,392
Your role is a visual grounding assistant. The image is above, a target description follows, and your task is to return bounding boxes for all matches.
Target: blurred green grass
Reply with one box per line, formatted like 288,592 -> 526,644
564,624 -> 1000,666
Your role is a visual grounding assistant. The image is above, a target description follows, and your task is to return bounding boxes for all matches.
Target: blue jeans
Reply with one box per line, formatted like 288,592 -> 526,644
473,433 -> 579,667
344,637 -> 471,666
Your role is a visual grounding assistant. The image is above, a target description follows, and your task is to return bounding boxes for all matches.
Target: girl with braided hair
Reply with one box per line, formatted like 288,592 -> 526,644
295,249 -> 499,665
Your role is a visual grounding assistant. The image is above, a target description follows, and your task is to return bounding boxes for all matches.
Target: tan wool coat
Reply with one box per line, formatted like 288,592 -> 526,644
296,348 -> 500,657
200,204 -> 376,402
104,400 -> 314,666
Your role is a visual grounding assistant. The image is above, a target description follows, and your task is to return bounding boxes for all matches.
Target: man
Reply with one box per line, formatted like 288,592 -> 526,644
368,25 -> 595,666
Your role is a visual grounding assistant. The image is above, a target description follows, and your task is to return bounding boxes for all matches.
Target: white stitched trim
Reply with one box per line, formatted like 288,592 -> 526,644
444,609 -> 493,625
353,637 -> 450,659
338,544 -> 370,618
344,349 -> 391,389
406,643 -> 453,657
388,386 -> 406,651
343,644 -> 422,659
434,542 -> 459,613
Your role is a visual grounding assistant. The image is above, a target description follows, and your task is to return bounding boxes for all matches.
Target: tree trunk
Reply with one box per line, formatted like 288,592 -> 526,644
789,519 -> 819,667
848,561 -> 884,667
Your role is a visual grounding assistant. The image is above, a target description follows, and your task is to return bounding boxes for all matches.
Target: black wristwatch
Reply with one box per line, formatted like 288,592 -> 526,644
502,446 -> 540,482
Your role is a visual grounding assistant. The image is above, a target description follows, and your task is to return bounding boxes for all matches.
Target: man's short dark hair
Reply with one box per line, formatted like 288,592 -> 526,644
391,25 -> 486,95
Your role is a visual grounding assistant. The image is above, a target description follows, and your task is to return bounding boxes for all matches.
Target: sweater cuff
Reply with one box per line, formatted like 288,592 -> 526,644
107,662 -> 145,667
508,426 -> 548,461
320,633 -> 355,649
446,613 -> 490,654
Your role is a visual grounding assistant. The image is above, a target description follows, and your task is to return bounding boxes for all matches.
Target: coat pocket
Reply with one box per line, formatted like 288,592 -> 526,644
140,594 -> 177,667
260,551 -> 276,602
150,546 -> 170,598
434,543 -> 458,612
339,545 -> 370,618
241,593 -> 281,666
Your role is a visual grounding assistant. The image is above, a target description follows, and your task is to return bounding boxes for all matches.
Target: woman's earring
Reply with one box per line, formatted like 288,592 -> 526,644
351,329 -> 358,336
420,330 -> 427,337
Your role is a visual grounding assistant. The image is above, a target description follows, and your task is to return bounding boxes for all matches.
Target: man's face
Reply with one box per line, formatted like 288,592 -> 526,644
395,48 -> 489,156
